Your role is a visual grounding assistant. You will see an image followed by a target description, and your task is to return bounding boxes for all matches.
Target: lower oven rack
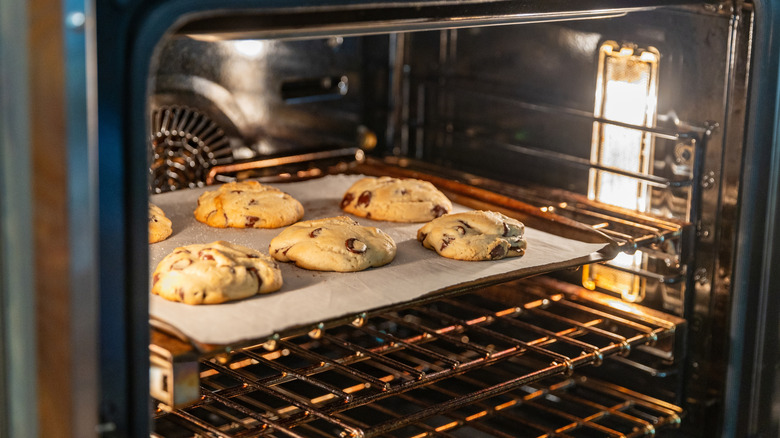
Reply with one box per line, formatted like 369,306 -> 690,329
152,277 -> 685,437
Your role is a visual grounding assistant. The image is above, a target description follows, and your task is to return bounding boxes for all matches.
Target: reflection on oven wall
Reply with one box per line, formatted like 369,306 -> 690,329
149,36 -> 370,193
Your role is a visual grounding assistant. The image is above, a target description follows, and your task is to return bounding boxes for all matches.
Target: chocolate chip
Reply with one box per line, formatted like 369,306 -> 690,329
246,253 -> 259,258
247,267 -> 262,292
365,212 -> 372,219
458,220 -> 473,229
245,216 -> 260,227
440,235 -> 454,251
153,273 -> 160,285
432,205 -> 448,217
248,199 -> 258,206
309,227 -> 322,238
399,189 -> 409,195
198,251 -> 215,261
419,232 -> 428,242
502,222 -> 510,237
357,191 -> 372,207
340,192 -> 355,208
455,226 -> 466,235
489,245 -> 506,260
275,246 -> 291,256
345,238 -> 367,254
231,190 -> 243,194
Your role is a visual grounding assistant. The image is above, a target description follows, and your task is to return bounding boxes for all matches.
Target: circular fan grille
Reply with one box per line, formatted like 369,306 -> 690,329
150,106 -> 233,193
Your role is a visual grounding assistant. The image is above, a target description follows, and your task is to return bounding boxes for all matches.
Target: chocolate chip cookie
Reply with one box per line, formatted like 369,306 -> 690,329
340,176 -> 452,222
149,203 -> 173,243
417,211 -> 526,261
269,216 -> 396,272
194,181 -> 304,229
152,241 -> 283,305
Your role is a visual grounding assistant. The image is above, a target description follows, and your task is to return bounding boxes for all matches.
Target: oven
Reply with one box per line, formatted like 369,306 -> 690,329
2,0 -> 779,437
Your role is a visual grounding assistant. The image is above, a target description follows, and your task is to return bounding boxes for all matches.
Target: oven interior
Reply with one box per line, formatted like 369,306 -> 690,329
146,3 -> 748,437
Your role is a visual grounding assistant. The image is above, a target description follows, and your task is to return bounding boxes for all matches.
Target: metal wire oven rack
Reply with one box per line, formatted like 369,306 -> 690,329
152,276 -> 684,437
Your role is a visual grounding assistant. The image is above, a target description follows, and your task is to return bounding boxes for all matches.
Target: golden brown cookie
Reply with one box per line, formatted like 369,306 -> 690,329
152,241 -> 283,305
194,181 -> 304,229
269,216 -> 396,272
149,203 -> 173,243
339,176 -> 452,222
417,211 -> 526,261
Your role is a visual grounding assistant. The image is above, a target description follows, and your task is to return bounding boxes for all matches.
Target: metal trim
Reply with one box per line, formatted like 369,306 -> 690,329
0,0 -> 37,436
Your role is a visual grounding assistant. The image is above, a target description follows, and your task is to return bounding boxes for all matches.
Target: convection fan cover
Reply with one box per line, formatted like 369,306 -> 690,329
150,106 -> 233,193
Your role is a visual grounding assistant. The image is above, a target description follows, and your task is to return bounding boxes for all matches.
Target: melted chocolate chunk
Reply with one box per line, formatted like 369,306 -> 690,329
198,251 -> 215,261
357,191 -> 372,207
432,205 -> 448,218
340,193 -> 355,208
365,212 -> 372,219
247,267 -> 263,291
440,235 -> 455,251
345,238 -> 367,254
245,216 -> 260,227
419,232 -> 428,242
309,227 -> 322,238
458,220 -> 473,229
489,245 -> 506,260
502,222 -> 511,237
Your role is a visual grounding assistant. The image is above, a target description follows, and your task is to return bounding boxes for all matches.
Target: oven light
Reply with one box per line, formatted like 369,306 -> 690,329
589,41 -> 659,211
583,251 -> 646,302
584,41 -> 659,302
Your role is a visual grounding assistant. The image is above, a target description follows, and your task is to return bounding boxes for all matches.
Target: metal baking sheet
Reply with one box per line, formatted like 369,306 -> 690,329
149,174 -> 615,347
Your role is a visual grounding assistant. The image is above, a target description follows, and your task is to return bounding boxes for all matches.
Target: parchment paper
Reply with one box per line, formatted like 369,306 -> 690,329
149,174 -> 612,346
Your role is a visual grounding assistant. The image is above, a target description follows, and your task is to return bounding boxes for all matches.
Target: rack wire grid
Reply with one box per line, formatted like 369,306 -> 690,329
153,277 -> 681,437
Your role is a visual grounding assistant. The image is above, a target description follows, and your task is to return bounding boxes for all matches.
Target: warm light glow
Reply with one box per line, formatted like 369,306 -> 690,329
585,41 -> 658,302
589,41 -> 659,212
615,252 -> 646,303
